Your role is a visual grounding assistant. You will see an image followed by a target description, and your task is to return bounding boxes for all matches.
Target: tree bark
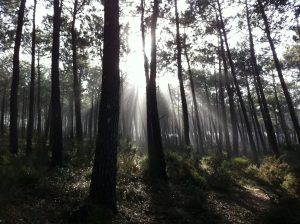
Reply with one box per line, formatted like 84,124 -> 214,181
245,73 -> 267,153
183,40 -> 204,153
218,48 -> 231,157
272,73 -> 291,146
174,0 -> 190,146
218,33 -> 239,155
71,0 -> 83,141
10,0 -> 26,154
37,49 -> 41,141
147,0 -> 167,179
246,0 -> 279,156
26,0 -> 37,155
90,0 -> 121,211
257,0 -> 300,143
216,0 -> 258,162
50,0 -> 63,166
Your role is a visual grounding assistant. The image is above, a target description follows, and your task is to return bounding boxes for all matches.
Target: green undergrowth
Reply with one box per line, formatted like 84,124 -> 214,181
257,151 -> 300,198
1,139 -> 300,223
0,150 -> 45,193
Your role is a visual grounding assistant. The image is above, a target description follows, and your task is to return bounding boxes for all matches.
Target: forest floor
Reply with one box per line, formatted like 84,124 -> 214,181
0,151 -> 279,224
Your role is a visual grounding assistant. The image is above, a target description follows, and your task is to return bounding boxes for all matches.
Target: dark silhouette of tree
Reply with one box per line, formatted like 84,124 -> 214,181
37,48 -> 42,142
9,0 -> 26,154
50,0 -> 63,166
71,0 -> 87,141
183,39 -> 204,154
257,0 -> 300,143
174,0 -> 190,146
90,0 -> 121,211
26,0 -> 37,155
216,0 -> 258,162
147,0 -> 167,179
217,46 -> 231,157
245,0 -> 279,156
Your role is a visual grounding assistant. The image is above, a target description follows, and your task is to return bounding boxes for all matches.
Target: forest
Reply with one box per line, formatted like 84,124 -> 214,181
0,0 -> 300,223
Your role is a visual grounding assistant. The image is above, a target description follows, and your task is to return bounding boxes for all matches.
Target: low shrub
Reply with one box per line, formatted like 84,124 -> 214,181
258,156 -> 289,187
258,155 -> 300,198
166,152 -> 207,189
0,151 -> 41,191
200,155 -> 235,191
230,157 -> 251,170
281,172 -> 300,197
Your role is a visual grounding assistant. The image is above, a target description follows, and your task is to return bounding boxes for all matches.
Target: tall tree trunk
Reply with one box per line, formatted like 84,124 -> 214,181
218,50 -> 231,157
204,80 -> 221,153
183,40 -> 204,154
37,49 -> 41,141
21,89 -> 27,139
50,0 -> 63,166
272,73 -> 291,146
71,0 -> 83,141
147,0 -> 167,179
90,0 -> 120,212
174,0 -> 190,146
168,84 -> 181,145
216,1 -> 258,162
245,73 -> 267,153
89,94 -> 94,141
10,0 -> 26,154
26,0 -> 37,155
141,0 -> 153,160
218,35 -> 239,155
257,0 -> 300,143
69,95 -> 74,139
44,102 -> 51,146
246,0 -> 279,156
141,0 -> 149,84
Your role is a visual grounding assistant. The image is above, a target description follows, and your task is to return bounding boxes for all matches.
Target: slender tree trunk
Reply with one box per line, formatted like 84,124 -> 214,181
90,0 -> 120,212
183,40 -> 203,154
37,49 -> 41,141
50,0 -> 63,166
204,80 -> 221,153
216,1 -> 258,162
44,102 -> 51,146
218,34 -> 239,155
168,84 -> 181,145
174,0 -> 190,146
69,95 -> 74,139
21,89 -> 27,139
246,0 -> 279,156
272,73 -> 291,146
26,0 -> 37,155
218,50 -> 231,157
245,73 -> 267,153
141,0 -> 153,159
89,95 -> 94,141
257,0 -> 300,143
71,0 -> 83,141
94,94 -> 99,137
10,0 -> 26,154
147,0 -> 167,179
141,0 -> 149,84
